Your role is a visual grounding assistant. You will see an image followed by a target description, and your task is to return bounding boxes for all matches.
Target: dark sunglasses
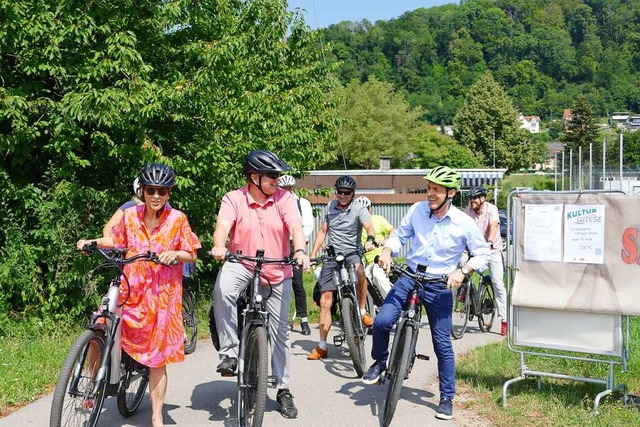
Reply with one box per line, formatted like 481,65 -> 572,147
262,172 -> 281,180
336,189 -> 353,196
145,187 -> 169,196
468,196 -> 482,200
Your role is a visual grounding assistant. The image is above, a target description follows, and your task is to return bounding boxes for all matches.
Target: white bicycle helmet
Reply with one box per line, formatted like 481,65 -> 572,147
277,175 -> 296,188
132,177 -> 141,195
355,196 -> 371,208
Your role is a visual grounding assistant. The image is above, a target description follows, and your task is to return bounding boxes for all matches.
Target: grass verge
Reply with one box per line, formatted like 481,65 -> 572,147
456,317 -> 640,426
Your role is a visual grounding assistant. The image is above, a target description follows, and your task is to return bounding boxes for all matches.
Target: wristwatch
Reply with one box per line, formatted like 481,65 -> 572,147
294,248 -> 307,255
461,265 -> 471,276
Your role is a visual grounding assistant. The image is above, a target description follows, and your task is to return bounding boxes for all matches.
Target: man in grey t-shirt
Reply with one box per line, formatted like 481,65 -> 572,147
307,175 -> 376,360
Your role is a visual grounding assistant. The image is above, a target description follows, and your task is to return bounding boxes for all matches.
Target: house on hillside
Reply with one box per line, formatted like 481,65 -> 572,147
610,112 -> 630,129
627,116 -> 640,131
518,113 -> 541,133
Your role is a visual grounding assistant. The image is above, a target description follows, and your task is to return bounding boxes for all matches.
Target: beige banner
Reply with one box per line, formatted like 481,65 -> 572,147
511,192 -> 640,316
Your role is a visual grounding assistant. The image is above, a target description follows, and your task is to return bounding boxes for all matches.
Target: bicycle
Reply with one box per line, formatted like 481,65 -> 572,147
311,246 -> 373,377
209,250 -> 296,427
50,243 -> 175,427
381,262 -> 444,427
182,281 -> 198,355
450,270 -> 495,339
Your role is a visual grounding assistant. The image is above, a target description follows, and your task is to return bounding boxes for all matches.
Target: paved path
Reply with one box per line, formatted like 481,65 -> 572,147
1,321 -> 502,426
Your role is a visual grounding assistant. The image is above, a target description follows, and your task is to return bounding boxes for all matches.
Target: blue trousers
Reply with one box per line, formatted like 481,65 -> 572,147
371,275 -> 456,400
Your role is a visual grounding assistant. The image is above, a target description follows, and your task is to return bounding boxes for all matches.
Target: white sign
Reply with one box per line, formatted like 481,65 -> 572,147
523,204 -> 563,262
563,205 -> 605,264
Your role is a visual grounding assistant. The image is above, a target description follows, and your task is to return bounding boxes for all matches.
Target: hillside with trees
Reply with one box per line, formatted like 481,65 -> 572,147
320,0 -> 640,125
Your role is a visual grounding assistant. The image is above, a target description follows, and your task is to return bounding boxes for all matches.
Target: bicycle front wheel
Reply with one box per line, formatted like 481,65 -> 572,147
50,329 -> 107,427
341,297 -> 367,377
182,290 -> 198,355
237,325 -> 268,427
477,282 -> 496,332
451,283 -> 471,339
116,351 -> 149,417
383,323 -> 413,427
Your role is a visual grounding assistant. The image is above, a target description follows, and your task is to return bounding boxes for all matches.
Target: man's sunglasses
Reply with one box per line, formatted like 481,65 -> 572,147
262,172 -> 281,180
145,187 -> 170,196
468,196 -> 482,200
336,190 -> 353,196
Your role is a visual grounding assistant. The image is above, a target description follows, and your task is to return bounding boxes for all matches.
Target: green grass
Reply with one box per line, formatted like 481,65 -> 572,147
0,318 -> 82,415
456,317 -> 640,426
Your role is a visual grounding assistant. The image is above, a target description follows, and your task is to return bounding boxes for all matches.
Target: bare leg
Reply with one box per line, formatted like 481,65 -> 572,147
356,263 -> 367,310
319,291 -> 333,342
149,366 -> 167,427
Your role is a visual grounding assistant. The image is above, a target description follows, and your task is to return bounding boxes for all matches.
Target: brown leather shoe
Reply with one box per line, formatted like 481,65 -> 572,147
307,346 -> 328,360
361,313 -> 374,328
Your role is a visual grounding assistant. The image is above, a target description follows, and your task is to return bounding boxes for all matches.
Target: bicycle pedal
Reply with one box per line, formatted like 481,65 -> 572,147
416,354 -> 430,361
333,336 -> 343,346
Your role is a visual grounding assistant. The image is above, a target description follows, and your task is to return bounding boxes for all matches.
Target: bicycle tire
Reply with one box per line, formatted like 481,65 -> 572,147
182,290 -> 198,355
238,325 -> 268,427
451,282 -> 471,339
208,304 -> 221,351
341,297 -> 367,377
383,323 -> 413,427
477,281 -> 496,332
116,352 -> 149,417
50,329 -> 107,427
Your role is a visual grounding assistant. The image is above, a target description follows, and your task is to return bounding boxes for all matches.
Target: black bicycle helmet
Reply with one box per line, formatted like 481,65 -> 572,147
468,186 -> 487,198
243,150 -> 291,176
335,175 -> 357,190
138,163 -> 175,187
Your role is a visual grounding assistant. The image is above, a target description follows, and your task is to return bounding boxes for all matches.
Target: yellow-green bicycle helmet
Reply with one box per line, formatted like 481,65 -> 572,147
423,166 -> 461,190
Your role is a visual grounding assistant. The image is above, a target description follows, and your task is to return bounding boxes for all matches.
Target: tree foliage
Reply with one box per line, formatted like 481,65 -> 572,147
319,0 -> 640,123
0,0 -> 339,319
562,95 -> 600,150
453,72 -> 545,171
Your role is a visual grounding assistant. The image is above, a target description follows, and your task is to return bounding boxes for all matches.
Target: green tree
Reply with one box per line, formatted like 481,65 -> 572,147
0,0 -> 339,318
333,77 -> 425,168
453,71 -> 545,171
562,95 -> 599,150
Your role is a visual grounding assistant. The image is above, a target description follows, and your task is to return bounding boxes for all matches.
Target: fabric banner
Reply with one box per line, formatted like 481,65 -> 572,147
511,192 -> 640,316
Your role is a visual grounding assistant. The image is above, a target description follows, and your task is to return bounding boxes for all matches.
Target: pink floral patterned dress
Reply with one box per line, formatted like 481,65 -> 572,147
111,205 -> 201,368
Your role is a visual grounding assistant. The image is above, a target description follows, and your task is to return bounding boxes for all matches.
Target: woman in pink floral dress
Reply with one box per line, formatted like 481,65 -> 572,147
77,163 -> 201,427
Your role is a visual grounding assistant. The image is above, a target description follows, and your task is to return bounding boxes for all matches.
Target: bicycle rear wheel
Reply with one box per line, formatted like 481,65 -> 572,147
50,329 -> 107,427
237,325 -> 268,427
383,323 -> 413,427
451,282 -> 471,339
116,351 -> 149,417
341,297 -> 367,377
182,290 -> 198,355
477,281 -> 496,332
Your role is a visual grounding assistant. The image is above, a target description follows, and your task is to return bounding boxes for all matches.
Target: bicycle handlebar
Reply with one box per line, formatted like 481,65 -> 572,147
225,250 -> 297,266
81,241 -> 178,267
388,262 -> 448,284
310,247 -> 363,265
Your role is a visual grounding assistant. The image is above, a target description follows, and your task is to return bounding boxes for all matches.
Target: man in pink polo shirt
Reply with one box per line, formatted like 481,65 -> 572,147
465,186 -> 508,336
210,150 -> 310,419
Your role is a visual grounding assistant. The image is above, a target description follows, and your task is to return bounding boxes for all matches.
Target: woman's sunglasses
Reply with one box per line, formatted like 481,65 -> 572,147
145,187 -> 169,196
336,190 -> 353,196
262,172 -> 281,180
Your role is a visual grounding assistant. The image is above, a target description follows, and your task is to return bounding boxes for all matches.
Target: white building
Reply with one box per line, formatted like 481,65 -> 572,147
518,113 -> 541,133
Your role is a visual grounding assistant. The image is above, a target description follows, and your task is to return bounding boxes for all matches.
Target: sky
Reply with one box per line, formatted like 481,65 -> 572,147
287,1 -> 455,29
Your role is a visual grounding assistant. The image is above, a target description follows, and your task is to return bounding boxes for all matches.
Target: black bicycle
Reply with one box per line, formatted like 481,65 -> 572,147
312,247 -> 373,377
381,263 -> 444,427
209,250 -> 296,427
50,243 -> 176,427
182,280 -> 198,355
450,271 -> 495,339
